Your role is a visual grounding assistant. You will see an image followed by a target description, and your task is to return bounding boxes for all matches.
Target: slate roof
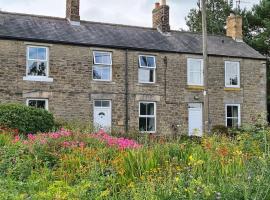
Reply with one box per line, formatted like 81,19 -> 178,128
0,11 -> 265,60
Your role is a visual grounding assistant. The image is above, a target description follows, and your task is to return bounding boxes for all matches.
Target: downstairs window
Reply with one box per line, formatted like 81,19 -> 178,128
139,102 -> 156,133
27,99 -> 48,110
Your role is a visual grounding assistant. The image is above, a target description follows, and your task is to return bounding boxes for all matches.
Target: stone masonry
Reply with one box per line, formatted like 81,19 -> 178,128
0,39 -> 267,135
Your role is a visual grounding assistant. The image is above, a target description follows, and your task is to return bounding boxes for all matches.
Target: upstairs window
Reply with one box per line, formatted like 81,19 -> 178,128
93,51 -> 112,81
225,61 -> 240,88
27,99 -> 48,110
27,46 -> 48,77
226,104 -> 240,127
187,58 -> 203,86
139,102 -> 156,133
138,55 -> 156,83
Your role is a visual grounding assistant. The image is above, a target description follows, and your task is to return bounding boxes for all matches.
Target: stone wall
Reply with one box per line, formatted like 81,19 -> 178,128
0,39 -> 267,135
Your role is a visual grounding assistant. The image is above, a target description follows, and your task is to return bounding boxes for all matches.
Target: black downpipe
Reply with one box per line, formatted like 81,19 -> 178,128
125,49 -> 129,133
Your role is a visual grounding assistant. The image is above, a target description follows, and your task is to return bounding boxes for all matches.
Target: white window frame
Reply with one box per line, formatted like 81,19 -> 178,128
26,99 -> 49,110
225,104 -> 241,127
138,55 -> 156,84
24,46 -> 53,82
92,51 -> 112,82
94,100 -> 111,108
225,61 -> 240,88
139,101 -> 156,133
187,58 -> 204,86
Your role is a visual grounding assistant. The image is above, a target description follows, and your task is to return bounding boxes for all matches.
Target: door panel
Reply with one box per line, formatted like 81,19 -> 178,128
94,101 -> 111,132
188,103 -> 203,137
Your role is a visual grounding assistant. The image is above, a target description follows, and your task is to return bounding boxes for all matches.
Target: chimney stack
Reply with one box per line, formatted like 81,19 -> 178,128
66,0 -> 80,24
152,0 -> 170,33
226,13 -> 243,42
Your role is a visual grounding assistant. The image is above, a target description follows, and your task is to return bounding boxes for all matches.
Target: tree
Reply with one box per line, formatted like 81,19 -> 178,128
185,0 -> 233,34
242,0 -> 270,57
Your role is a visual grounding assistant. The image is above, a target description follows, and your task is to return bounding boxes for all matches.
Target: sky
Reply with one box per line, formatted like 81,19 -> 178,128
0,0 -> 261,30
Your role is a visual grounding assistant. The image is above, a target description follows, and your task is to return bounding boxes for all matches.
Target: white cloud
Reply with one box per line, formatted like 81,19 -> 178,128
0,0 -> 261,30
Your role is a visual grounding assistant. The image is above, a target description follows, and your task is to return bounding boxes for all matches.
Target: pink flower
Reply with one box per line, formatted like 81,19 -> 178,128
27,134 -> 36,141
91,131 -> 141,150
13,135 -> 20,143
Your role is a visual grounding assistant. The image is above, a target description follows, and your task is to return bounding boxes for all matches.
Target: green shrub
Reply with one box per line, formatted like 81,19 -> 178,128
0,104 -> 55,134
212,125 -> 229,136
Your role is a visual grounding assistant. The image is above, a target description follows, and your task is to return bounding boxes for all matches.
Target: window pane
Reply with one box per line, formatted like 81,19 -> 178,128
29,47 -> 38,59
94,52 -> 111,65
28,100 -> 46,109
189,63 -> 201,72
37,48 -> 46,60
139,117 -> 147,132
146,57 -> 155,67
139,68 -> 150,83
27,61 -> 47,76
232,106 -> 238,118
227,118 -> 233,127
93,66 -> 111,80
93,67 -> 102,79
27,61 -> 38,75
28,100 -> 37,107
102,101 -> 110,107
149,69 -> 154,82
140,56 -> 147,67
226,62 -> 239,86
101,67 -> 110,80
227,106 -> 232,118
188,59 -> 202,85
139,68 -> 155,83
37,62 -> 47,76
140,103 -> 147,115
190,72 -> 201,85
146,103 -> 154,115
232,118 -> 238,127
147,117 -> 155,132
95,101 -> 102,107
36,101 -> 46,109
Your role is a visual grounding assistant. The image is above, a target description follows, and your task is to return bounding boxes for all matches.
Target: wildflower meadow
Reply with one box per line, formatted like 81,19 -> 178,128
0,124 -> 270,200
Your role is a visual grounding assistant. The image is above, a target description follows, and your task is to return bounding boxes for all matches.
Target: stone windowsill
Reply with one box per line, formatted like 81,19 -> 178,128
224,87 -> 241,91
91,81 -> 116,85
136,83 -> 160,87
186,85 -> 205,91
23,76 -> 53,83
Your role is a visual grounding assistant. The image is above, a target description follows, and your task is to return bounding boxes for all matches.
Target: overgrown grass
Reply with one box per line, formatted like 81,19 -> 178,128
0,125 -> 270,199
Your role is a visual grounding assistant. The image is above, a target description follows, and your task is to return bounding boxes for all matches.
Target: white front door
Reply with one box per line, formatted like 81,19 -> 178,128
188,103 -> 203,137
94,100 -> 111,132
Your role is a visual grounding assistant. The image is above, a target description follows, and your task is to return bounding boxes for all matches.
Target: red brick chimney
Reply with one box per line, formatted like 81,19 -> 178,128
226,13 -> 243,42
152,0 -> 170,33
66,0 -> 80,23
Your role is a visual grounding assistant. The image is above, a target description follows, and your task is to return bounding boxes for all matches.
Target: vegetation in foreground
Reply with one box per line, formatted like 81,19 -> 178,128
0,123 -> 270,200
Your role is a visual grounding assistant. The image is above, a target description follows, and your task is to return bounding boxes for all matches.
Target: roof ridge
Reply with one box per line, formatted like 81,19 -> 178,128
0,10 -> 156,30
0,10 -> 231,38
0,10 -> 65,21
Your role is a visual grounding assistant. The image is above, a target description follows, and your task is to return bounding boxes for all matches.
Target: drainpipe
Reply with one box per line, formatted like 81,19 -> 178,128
125,49 -> 129,133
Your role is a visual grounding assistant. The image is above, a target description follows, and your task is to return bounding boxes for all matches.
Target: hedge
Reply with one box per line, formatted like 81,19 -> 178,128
0,104 -> 55,134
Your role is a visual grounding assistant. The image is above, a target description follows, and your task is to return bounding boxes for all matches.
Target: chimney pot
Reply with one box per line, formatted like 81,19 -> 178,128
161,0 -> 166,5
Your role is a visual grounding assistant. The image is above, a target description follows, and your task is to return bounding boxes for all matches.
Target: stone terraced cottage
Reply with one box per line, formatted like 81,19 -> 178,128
0,0 -> 267,136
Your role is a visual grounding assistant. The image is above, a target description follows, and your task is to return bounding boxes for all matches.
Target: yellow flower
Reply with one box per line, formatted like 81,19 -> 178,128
175,177 -> 180,182
100,189 -> 110,197
189,155 -> 194,161
197,160 -> 204,165
128,182 -> 135,188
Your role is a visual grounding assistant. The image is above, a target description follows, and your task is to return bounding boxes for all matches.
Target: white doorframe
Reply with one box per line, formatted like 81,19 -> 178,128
93,100 -> 112,132
188,103 -> 203,137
